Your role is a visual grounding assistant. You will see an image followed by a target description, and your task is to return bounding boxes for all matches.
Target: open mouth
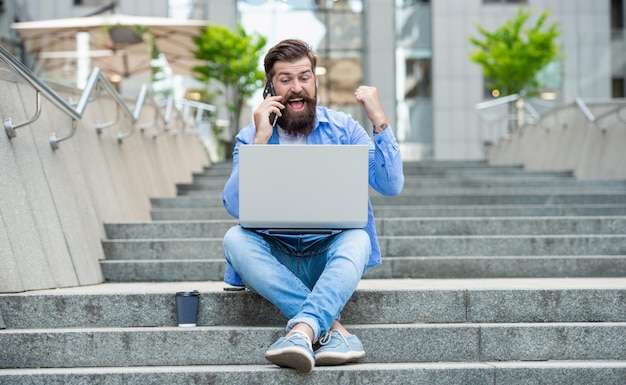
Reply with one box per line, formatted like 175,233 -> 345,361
288,98 -> 305,111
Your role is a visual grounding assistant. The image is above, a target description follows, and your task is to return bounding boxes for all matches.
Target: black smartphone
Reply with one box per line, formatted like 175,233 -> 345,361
263,80 -> 278,126
223,286 -> 246,292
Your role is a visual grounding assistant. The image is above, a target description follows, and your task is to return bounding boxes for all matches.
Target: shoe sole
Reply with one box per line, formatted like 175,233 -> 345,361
315,350 -> 366,366
265,347 -> 315,373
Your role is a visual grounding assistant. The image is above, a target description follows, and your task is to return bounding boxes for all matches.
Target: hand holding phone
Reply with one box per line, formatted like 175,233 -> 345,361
263,81 -> 278,126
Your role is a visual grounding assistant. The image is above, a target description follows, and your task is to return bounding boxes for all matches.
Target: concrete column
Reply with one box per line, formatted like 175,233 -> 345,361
207,0 -> 237,27
364,0 -> 396,129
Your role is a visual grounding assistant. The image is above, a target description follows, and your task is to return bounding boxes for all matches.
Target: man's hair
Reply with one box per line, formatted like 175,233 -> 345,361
264,39 -> 317,79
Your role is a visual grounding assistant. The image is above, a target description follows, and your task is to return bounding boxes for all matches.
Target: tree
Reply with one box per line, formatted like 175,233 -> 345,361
192,24 -> 267,144
469,8 -> 561,97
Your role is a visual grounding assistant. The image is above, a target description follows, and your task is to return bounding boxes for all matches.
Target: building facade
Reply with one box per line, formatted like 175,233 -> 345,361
1,0 -> 623,160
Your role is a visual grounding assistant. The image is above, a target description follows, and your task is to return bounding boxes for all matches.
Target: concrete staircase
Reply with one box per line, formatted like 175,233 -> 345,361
1,160 -> 625,384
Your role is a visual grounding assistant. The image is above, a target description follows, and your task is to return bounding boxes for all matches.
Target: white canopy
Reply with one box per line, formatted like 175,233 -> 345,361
12,14 -> 210,79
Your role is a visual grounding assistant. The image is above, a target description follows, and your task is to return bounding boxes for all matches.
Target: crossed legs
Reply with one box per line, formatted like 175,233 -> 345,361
223,226 -> 370,371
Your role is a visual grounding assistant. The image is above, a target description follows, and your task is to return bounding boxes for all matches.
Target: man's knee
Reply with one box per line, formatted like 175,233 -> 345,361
223,225 -> 242,247
223,225 -> 248,262
347,229 -> 371,255
332,229 -> 371,266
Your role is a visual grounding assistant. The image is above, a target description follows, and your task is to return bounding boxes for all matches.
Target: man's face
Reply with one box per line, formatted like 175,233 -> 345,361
270,57 -> 317,136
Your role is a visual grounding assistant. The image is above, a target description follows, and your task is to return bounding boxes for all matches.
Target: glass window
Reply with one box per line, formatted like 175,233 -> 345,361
396,0 -> 433,158
613,78 -> 625,98
611,0 -> 624,30
238,0 -> 364,114
314,1 -> 363,109
169,0 -> 208,19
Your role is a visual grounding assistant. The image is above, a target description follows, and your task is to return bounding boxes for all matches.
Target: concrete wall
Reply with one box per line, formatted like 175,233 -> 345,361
432,0 -> 612,161
0,69 -> 210,293
487,100 -> 626,179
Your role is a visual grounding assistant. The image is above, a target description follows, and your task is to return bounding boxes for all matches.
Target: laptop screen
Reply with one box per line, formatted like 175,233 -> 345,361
238,144 -> 369,231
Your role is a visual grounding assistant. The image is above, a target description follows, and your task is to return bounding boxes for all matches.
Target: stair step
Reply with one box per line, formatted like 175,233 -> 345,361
194,165 -> 575,178
101,234 -> 626,260
3,279 -> 624,329
183,176 -> 626,189
367,256 -> 626,278
150,193 -> 626,208
389,168 -> 575,178
178,184 -> 626,195
371,204 -> 626,218
2,361 -> 625,385
384,234 -> 626,256
150,204 -> 626,220
104,220 -> 236,239
105,217 -> 626,239
2,322 -> 625,368
100,255 -> 626,281
381,217 -> 626,235
177,186 -> 626,197
101,238 -> 223,260
100,259 -> 225,281
151,207 -> 232,220
374,193 -> 626,205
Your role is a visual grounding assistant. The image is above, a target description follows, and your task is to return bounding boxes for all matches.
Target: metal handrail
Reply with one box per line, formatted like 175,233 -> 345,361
0,45 -> 177,149
178,98 -> 217,129
163,94 -> 187,135
178,98 -> 218,114
572,97 -> 626,132
136,87 -> 170,138
475,93 -> 541,123
474,93 -> 521,111
476,93 -> 626,144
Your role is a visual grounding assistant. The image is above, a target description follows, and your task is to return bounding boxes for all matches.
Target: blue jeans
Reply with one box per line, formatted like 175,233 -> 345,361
222,225 -> 371,340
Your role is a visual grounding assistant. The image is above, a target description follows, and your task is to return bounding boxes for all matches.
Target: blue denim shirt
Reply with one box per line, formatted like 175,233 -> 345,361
222,106 -> 404,286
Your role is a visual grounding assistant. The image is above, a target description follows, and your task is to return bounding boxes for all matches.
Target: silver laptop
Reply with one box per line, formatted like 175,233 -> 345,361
238,144 -> 369,233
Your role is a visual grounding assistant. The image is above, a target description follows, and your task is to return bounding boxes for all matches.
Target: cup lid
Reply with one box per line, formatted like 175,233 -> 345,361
176,290 -> 200,296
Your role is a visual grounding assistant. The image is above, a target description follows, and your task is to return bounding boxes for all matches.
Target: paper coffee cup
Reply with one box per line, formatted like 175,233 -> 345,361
175,291 -> 200,327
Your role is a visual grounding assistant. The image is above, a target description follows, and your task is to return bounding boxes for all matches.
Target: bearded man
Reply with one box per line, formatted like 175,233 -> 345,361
221,39 -> 404,373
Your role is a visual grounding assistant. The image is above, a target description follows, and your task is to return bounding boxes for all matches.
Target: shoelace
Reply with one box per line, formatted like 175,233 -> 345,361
318,330 -> 347,346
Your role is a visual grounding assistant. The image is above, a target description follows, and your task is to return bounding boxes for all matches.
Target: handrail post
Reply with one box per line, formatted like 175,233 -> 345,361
4,90 -> 42,138
575,97 -> 596,122
95,104 -> 121,135
49,119 -> 78,150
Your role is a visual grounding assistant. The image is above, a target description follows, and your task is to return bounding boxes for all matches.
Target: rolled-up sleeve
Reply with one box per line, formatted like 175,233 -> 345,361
369,127 -> 404,196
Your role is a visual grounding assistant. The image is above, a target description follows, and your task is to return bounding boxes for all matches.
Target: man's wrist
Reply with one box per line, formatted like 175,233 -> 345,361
373,123 -> 388,134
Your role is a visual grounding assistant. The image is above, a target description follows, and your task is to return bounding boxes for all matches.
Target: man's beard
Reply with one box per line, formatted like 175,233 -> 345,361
276,92 -> 317,137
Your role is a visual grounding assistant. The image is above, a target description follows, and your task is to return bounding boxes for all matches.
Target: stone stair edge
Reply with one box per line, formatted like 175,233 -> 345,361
151,192 -> 626,199
4,277 -> 626,297
6,321 -> 625,332
3,360 -> 626,373
4,277 -> 625,329
2,323 -> 625,369
102,216 -> 626,239
2,360 -> 625,385
104,215 -> 626,225
100,234 -> 626,242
